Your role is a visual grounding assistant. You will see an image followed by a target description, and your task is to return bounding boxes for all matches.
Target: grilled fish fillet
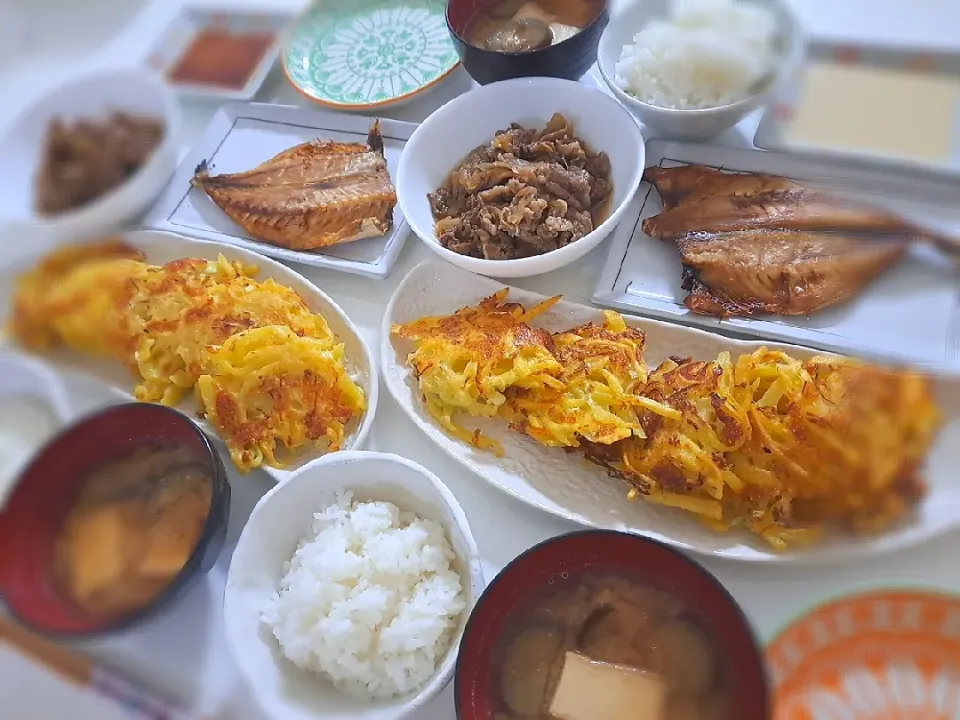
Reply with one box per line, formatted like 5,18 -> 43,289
677,230 -> 907,316
644,165 -> 797,210
192,120 -> 396,251
640,164 -> 927,317
642,166 -> 928,239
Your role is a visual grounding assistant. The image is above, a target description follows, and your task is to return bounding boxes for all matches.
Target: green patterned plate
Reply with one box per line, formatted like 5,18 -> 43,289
283,0 -> 459,109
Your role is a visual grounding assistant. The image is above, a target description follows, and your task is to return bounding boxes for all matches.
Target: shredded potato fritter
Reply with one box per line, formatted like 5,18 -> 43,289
392,291 -> 941,549
197,326 -> 365,470
501,311 -> 650,448
392,289 -> 563,454
9,241 -> 366,472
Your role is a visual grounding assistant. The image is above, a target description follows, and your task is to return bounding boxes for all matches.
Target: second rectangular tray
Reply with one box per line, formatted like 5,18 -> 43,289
754,40 -> 960,178
593,139 -> 960,369
146,102 -> 416,279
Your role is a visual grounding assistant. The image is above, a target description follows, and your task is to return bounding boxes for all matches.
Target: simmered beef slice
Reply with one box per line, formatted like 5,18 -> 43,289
450,159 -> 593,211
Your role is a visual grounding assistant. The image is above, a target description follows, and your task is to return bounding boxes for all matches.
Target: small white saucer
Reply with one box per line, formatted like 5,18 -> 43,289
145,6 -> 293,101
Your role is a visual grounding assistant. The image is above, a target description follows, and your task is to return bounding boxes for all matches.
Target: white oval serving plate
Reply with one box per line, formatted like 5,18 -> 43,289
0,230 -> 378,483
382,260 -> 960,563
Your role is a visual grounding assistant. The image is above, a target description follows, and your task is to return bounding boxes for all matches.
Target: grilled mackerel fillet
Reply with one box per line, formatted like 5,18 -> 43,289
642,165 -> 918,317
192,120 -> 396,251
642,165 -> 926,240
676,230 -> 907,317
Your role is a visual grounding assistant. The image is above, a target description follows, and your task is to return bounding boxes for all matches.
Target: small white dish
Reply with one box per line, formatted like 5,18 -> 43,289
0,351 -> 71,425
0,68 -> 180,247
596,0 -> 805,140
0,350 -> 71,510
145,6 -> 291,101
223,451 -> 484,720
396,77 -> 645,279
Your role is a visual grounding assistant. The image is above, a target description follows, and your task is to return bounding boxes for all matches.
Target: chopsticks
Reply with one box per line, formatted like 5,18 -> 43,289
0,617 -> 208,720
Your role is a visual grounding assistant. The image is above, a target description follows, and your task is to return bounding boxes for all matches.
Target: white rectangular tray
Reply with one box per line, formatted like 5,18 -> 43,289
145,102 -> 415,279
754,40 -> 960,178
593,139 -> 960,369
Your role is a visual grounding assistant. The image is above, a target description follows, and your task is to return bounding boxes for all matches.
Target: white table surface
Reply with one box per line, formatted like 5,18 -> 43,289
2,0 -> 960,717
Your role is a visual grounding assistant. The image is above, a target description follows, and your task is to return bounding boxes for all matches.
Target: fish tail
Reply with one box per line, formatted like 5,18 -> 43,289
367,119 -> 384,156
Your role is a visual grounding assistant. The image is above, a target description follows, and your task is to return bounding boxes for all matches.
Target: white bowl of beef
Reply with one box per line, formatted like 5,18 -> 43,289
0,68 -> 180,251
395,77 -> 644,278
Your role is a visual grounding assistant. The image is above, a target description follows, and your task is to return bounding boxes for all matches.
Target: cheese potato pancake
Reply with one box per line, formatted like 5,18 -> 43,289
395,294 -> 941,548
130,257 -> 333,405
501,311 -> 649,448
392,291 -> 654,453
196,326 -> 366,469
10,239 -> 149,357
9,241 -> 366,472
392,289 -> 562,453
588,349 -> 939,549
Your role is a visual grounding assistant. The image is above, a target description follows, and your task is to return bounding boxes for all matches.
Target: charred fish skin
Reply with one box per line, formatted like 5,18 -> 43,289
366,118 -> 385,155
192,120 -> 397,251
643,165 -> 799,211
194,167 -> 396,250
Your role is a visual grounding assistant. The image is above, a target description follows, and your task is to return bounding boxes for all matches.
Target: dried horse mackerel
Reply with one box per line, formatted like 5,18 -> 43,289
640,165 -> 926,317
192,120 -> 396,250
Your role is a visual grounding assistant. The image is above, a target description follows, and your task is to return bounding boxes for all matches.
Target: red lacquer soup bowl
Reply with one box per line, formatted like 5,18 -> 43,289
455,530 -> 769,720
0,402 -> 231,638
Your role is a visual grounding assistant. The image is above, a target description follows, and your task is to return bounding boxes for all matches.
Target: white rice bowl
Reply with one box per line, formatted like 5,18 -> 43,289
262,491 -> 466,700
615,0 -> 778,109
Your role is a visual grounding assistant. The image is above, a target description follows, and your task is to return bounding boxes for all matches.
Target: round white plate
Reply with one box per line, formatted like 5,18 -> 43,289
0,230 -> 378,483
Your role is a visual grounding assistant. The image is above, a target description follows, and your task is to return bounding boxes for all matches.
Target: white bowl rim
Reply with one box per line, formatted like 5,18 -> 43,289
223,449 -> 485,720
596,0 -> 807,115
1,67 -> 182,229
397,76 -> 645,272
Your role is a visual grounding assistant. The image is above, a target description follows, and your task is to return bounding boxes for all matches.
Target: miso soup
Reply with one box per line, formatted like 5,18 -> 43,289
54,444 -> 213,618
495,574 -> 730,720
466,0 -> 602,53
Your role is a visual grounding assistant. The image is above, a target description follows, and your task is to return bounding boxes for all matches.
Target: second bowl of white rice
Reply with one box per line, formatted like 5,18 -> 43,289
223,451 -> 484,720
597,0 -> 805,139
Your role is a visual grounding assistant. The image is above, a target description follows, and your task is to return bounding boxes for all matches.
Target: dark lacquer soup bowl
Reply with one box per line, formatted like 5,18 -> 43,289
0,403 -> 231,638
455,530 -> 769,720
447,0 -> 610,85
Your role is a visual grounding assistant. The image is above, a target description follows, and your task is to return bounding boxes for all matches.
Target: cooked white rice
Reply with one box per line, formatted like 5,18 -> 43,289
615,0 -> 777,110
261,491 -> 466,699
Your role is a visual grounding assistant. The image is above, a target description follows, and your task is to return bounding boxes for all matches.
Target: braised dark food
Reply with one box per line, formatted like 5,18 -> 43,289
428,113 -> 612,260
35,113 -> 165,216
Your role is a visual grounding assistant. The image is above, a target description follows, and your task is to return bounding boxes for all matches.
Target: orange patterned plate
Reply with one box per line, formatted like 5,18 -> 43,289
768,590 -> 960,719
